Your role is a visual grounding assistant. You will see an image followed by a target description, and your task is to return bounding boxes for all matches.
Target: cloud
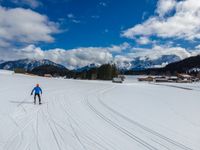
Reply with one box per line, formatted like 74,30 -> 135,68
107,42 -> 130,53
71,19 -> 81,24
195,45 -> 200,49
0,6 -> 59,47
113,44 -> 197,69
67,13 -> 75,19
0,43 -> 130,69
99,2 -> 107,7
67,13 -> 81,24
122,0 -> 200,41
126,45 -> 190,60
8,0 -> 42,8
1,42 -> 197,70
130,45 -> 191,60
91,15 -> 100,19
135,37 -> 152,45
156,0 -> 176,17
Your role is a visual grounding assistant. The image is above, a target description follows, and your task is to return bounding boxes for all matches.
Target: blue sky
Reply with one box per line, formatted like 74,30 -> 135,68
1,0 -> 157,49
1,0 -> 200,69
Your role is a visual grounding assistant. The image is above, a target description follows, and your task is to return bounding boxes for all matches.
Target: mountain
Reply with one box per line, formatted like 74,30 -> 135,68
73,55 -> 181,72
0,59 -> 65,71
30,65 -> 69,77
125,55 -> 200,75
132,55 -> 181,70
74,63 -> 100,72
117,55 -> 181,70
0,60 -> 4,64
164,55 -> 200,73
0,54 -> 184,73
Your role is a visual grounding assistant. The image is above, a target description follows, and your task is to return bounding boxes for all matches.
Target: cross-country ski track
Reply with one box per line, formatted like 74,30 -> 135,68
0,73 -> 200,150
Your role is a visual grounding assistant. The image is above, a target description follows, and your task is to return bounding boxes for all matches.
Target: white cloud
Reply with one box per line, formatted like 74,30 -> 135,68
136,37 -> 151,45
195,45 -> 200,49
0,6 -> 59,47
112,44 -> 197,69
107,42 -> 130,53
67,13 -> 81,24
91,15 -> 100,19
72,19 -> 81,24
1,43 -> 197,70
9,0 -> 41,8
0,43 -> 130,69
122,0 -> 200,41
67,13 -> 75,19
0,40 -> 10,48
99,2 -> 107,7
156,0 -> 176,17
130,45 -> 191,60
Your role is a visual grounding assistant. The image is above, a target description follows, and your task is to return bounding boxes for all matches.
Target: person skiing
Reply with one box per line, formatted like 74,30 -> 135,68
31,84 -> 42,105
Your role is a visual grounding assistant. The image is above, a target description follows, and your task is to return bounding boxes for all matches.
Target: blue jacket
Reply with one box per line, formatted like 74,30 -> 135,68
31,87 -> 42,95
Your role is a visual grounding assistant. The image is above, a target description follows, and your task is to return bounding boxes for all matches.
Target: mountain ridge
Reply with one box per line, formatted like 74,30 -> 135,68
0,59 -> 66,71
125,55 -> 200,75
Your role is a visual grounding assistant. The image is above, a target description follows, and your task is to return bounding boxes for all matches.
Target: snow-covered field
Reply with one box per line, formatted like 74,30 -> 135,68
0,73 -> 200,150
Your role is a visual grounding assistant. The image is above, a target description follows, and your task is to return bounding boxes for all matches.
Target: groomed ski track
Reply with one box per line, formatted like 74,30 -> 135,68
0,74 -> 199,150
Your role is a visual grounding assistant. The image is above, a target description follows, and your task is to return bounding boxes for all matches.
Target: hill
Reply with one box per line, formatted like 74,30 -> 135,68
125,55 -> 200,75
0,59 -> 65,71
30,65 -> 70,77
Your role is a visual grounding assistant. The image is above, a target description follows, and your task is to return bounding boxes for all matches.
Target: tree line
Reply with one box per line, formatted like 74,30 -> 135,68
14,64 -> 119,80
71,64 -> 119,80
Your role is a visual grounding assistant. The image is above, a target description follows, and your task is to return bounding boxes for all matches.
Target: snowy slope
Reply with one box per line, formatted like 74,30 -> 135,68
0,74 -> 199,150
0,69 -> 14,75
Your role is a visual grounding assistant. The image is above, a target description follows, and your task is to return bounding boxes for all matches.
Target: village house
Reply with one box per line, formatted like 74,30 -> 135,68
177,74 -> 193,83
138,76 -> 154,82
44,74 -> 52,78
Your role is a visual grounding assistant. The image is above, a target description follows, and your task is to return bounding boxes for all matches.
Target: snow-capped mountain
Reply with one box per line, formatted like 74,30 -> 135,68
116,55 -> 181,71
74,63 -> 100,72
0,59 -> 66,71
0,54 -> 182,72
130,55 -> 181,70
0,60 -> 4,64
74,55 -> 181,72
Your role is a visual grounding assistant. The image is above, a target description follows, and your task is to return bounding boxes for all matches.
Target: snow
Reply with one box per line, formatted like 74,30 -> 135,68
0,69 -> 14,75
0,74 -> 200,150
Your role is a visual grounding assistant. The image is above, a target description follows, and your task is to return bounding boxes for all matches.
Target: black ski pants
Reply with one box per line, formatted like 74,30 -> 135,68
34,94 -> 41,103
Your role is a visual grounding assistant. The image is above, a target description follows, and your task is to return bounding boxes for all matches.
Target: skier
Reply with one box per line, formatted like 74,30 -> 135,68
31,84 -> 42,105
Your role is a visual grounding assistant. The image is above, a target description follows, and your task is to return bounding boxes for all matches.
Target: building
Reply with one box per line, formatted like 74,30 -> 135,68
138,76 -> 154,82
177,74 -> 192,83
155,77 -> 171,83
112,77 -> 123,83
44,74 -> 52,78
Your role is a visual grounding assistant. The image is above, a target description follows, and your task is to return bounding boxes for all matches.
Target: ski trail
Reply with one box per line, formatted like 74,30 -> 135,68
44,101 -> 72,150
4,111 -> 39,150
59,87 -> 120,150
99,98 -> 193,150
96,86 -> 194,150
83,86 -> 160,150
35,112 -> 42,150
1,75 -> 199,150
